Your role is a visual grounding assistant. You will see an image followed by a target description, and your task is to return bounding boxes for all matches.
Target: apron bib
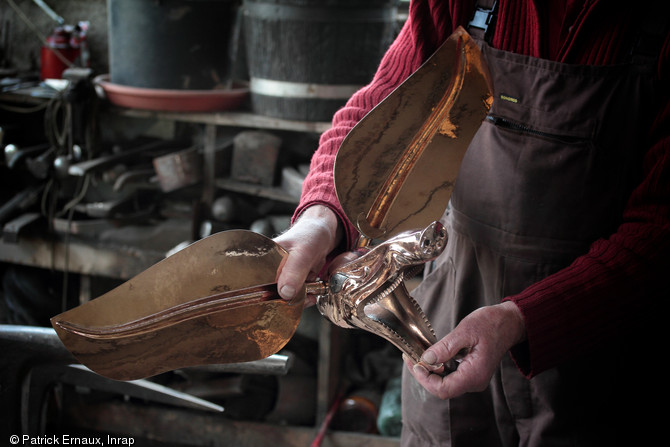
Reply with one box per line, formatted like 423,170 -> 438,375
400,22 -> 658,447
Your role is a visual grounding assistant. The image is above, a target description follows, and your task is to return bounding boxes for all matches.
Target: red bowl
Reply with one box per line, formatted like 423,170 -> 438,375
94,74 -> 249,112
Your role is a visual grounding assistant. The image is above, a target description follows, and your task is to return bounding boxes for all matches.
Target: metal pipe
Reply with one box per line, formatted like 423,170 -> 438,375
32,0 -> 64,24
183,353 -> 294,376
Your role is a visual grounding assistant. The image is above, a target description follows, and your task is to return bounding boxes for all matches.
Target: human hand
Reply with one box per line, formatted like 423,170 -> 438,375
273,205 -> 343,305
406,301 -> 526,399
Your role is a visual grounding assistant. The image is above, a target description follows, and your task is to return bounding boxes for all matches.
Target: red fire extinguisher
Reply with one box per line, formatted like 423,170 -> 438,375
40,25 -> 82,80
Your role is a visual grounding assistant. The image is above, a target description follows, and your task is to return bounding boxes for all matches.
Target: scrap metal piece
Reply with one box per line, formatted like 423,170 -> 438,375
68,140 -> 167,176
0,184 -> 44,225
185,353 -> 293,376
2,212 -> 41,243
4,143 -> 50,169
0,325 -> 221,434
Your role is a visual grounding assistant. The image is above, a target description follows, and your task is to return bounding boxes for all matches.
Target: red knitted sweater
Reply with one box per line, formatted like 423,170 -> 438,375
295,0 -> 670,377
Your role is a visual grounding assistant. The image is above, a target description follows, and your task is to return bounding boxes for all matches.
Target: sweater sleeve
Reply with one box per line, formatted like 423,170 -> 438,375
505,34 -> 670,377
292,17 -> 429,250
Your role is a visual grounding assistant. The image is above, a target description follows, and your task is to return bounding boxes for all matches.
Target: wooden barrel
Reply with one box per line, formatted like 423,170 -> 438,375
243,0 -> 398,121
108,0 -> 236,90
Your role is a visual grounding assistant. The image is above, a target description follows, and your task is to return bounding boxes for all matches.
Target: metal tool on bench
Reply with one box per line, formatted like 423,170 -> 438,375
0,324 -> 222,435
51,27 -> 492,381
4,142 -> 51,169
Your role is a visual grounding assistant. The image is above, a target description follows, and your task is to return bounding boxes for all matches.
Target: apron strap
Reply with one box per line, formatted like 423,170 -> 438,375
467,0 -> 498,43
629,13 -> 669,64
467,2 -> 667,64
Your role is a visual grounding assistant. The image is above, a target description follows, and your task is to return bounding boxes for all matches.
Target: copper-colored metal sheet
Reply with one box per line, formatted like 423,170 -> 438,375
51,230 -> 304,381
334,27 -> 492,241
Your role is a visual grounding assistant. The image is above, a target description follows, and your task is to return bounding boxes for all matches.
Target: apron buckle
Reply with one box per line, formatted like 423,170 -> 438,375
468,1 -> 499,42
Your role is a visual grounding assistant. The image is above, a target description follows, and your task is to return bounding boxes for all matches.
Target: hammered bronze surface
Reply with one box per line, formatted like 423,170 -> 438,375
51,230 -> 304,381
334,27 -> 492,241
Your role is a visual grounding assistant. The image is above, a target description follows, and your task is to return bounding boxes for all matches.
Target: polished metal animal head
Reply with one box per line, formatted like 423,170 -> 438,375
316,221 -> 447,364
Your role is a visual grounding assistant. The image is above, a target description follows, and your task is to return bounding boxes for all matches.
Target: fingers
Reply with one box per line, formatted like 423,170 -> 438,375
404,330 -> 482,400
409,358 -> 472,400
402,354 -> 449,397
276,246 -> 323,301
421,332 -> 466,369
405,304 -> 526,400
274,206 -> 343,301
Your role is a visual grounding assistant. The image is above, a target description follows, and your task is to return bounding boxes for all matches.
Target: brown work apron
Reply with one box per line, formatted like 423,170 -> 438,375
400,32 -> 659,447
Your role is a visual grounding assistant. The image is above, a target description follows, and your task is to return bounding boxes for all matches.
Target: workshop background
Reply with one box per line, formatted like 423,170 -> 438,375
0,0 -> 409,446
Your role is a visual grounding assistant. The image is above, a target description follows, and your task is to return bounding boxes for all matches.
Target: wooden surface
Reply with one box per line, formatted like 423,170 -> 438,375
64,400 -> 401,447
